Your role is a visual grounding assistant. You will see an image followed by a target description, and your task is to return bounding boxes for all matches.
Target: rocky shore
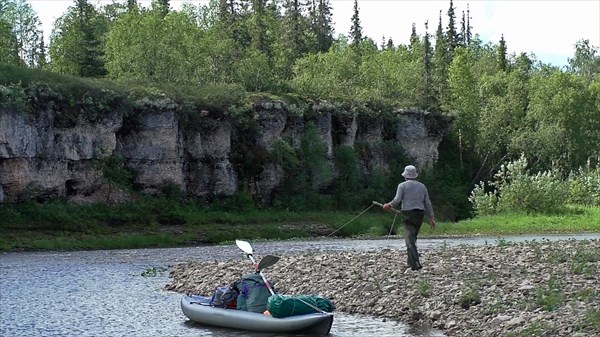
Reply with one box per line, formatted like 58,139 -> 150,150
166,238 -> 600,336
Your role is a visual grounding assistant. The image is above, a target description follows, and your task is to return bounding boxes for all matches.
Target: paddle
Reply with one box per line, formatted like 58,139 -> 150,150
235,239 -> 328,314
236,239 -> 278,295
236,239 -> 254,256
257,254 -> 280,271
235,240 -> 279,272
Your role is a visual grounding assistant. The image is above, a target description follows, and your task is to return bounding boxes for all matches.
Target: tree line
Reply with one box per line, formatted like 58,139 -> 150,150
1,0 -> 599,195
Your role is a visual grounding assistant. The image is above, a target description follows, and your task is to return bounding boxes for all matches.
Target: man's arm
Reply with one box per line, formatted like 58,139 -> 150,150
424,188 -> 436,229
383,183 -> 403,210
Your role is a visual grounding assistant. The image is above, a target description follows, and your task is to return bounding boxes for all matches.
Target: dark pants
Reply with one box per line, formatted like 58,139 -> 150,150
402,210 -> 424,270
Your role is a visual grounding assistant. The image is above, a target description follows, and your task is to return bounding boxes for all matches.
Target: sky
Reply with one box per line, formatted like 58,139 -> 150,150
28,0 -> 600,68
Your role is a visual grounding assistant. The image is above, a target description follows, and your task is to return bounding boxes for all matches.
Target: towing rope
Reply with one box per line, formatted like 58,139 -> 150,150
388,212 -> 398,236
327,203 -> 376,237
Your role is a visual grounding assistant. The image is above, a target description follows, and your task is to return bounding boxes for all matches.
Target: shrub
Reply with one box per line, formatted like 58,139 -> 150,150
470,155 -> 567,215
568,161 -> 600,206
468,183 -> 498,216
0,82 -> 28,111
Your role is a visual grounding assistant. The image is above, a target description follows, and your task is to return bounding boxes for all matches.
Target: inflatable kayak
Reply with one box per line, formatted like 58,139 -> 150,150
181,295 -> 334,335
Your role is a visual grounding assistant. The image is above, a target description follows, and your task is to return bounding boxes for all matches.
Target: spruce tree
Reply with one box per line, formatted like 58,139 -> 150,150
277,0 -> 309,79
386,37 -> 394,50
283,0 -> 307,56
315,0 -> 333,52
36,32 -> 46,69
251,0 -> 268,54
433,11 -> 449,109
127,0 -> 137,12
465,4 -> 472,45
422,21 -> 437,110
76,0 -> 107,77
460,11 -> 466,47
497,34 -> 507,72
410,22 -> 419,51
49,0 -> 107,77
445,0 -> 459,55
349,0 -> 362,50
217,0 -> 248,48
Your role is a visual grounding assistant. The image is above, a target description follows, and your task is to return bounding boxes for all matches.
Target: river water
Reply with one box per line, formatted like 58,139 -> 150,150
2,233 -> 599,337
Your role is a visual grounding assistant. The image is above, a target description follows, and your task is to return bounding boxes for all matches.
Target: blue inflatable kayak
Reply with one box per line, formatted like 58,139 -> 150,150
181,295 -> 334,335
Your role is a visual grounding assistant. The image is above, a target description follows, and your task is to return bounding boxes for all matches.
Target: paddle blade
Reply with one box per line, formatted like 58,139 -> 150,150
235,239 -> 253,255
257,254 -> 280,271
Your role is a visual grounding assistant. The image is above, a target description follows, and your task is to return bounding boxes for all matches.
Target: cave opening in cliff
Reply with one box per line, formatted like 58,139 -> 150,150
65,179 -> 77,196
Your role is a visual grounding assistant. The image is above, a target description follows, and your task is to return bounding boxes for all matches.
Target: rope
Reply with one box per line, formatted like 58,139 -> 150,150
388,212 -> 398,236
327,203 -> 376,237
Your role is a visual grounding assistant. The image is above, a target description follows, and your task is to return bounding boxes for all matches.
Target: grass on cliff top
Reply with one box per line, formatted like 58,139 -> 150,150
1,63 -> 401,120
1,198 -> 599,252
1,63 -> 247,111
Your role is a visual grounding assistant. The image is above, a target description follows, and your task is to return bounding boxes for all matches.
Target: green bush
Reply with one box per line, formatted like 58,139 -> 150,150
470,155 -> 567,215
469,183 -> 497,216
569,163 -> 600,206
0,82 -> 27,111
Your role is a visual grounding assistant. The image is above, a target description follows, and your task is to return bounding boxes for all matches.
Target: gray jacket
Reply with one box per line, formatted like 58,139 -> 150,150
389,179 -> 434,219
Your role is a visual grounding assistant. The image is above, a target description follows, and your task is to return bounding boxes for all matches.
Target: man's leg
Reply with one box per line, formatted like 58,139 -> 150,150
404,223 -> 421,270
403,210 -> 424,270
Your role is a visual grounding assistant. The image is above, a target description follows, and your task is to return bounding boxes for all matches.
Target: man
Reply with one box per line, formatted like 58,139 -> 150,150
383,165 -> 436,272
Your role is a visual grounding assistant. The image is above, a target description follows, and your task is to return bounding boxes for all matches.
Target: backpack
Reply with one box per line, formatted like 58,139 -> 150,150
209,284 -> 239,308
235,273 -> 274,313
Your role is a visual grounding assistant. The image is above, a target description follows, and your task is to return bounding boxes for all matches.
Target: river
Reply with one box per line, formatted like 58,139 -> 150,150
2,233 -> 598,337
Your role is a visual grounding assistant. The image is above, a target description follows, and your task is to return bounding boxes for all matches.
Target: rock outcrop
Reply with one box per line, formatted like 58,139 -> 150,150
0,98 -> 451,204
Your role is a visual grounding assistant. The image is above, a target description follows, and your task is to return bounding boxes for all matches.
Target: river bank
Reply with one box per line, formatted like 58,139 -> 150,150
166,238 -> 600,336
2,203 -> 599,252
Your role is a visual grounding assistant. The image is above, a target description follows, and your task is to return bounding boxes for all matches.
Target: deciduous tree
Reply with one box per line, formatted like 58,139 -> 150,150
0,0 -> 43,67
0,20 -> 20,65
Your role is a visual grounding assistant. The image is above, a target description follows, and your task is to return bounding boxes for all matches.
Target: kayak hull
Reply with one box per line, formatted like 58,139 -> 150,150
181,295 -> 334,335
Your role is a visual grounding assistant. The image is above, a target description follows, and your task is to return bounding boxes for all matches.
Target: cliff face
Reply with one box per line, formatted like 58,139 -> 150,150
0,99 -> 451,204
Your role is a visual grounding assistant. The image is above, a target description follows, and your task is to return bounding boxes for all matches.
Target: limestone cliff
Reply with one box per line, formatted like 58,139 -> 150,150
0,98 -> 451,204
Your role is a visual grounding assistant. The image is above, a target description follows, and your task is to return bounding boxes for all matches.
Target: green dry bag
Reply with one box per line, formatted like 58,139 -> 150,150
267,294 -> 335,318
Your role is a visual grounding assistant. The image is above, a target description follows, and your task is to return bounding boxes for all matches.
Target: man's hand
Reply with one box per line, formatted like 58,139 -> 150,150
430,218 -> 437,230
383,203 -> 391,210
